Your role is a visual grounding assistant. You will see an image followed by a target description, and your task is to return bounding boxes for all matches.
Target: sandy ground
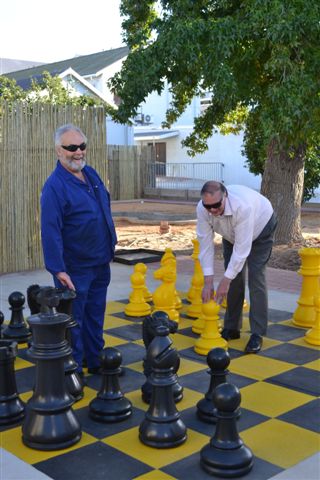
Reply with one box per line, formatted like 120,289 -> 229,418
111,201 -> 320,271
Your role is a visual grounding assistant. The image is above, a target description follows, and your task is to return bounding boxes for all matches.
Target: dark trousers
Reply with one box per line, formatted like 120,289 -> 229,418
54,263 -> 110,371
223,214 -> 277,336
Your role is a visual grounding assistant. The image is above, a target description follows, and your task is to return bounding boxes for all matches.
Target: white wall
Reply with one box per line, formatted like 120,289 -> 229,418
106,116 -> 134,145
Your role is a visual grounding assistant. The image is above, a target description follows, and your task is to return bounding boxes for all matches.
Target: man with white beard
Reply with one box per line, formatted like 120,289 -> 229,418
41,124 -> 117,376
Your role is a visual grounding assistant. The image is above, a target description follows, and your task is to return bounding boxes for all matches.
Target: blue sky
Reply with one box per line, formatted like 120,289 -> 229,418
0,0 -> 124,62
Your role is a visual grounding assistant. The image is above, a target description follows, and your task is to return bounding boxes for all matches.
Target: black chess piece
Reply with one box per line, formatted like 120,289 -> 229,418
26,284 -> 41,314
56,287 -> 84,402
141,310 -> 183,403
200,382 -> 254,477
89,347 -> 132,422
2,292 -> 32,343
0,311 -> 4,338
197,347 -> 231,423
0,339 -> 25,425
22,289 -> 81,450
139,324 -> 187,448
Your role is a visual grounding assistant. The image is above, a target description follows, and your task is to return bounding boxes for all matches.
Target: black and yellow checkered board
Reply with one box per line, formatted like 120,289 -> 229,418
1,294 -> 320,480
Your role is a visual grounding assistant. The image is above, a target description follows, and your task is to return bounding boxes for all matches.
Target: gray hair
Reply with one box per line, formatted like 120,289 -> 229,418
201,181 -> 226,196
54,124 -> 87,146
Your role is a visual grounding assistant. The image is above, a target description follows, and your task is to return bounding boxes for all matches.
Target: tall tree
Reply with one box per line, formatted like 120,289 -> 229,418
110,0 -> 320,244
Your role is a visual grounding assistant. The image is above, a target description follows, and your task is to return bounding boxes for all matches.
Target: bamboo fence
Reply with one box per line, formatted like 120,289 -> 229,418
0,101 -> 149,273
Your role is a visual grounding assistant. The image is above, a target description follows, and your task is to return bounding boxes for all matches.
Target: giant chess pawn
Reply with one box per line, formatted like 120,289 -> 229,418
56,287 -> 84,402
2,291 -> 32,343
139,325 -> 187,448
125,264 -> 151,317
200,382 -> 253,477
89,347 -> 132,422
197,348 -> 231,423
22,289 -> 81,450
0,340 -> 25,425
141,311 -> 183,404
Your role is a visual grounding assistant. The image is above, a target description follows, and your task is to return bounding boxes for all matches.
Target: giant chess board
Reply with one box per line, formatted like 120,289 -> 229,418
1,294 -> 319,480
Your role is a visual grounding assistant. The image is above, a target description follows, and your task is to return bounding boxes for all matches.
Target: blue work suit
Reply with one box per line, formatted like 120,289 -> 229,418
41,161 -> 117,371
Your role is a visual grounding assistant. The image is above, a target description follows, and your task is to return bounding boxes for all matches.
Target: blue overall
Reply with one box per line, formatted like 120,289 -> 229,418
41,161 -> 117,371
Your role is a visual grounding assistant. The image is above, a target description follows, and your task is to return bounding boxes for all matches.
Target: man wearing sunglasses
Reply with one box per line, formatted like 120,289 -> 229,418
40,124 -> 117,375
196,181 -> 277,353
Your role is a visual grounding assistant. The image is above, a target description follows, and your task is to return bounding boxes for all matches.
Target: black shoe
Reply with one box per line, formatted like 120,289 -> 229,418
87,366 -> 102,375
245,334 -> 263,354
221,328 -> 241,340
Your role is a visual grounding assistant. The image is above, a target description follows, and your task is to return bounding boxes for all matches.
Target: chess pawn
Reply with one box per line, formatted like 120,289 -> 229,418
125,265 -> 151,317
2,292 -> 32,344
152,263 -> 179,322
293,247 -> 320,328
186,258 -> 204,318
0,340 -> 25,425
135,262 -> 153,302
304,295 -> 320,346
22,290 -> 81,450
139,325 -> 187,448
194,301 -> 227,356
56,288 -> 84,402
192,313 -> 205,334
200,382 -> 254,477
89,347 -> 132,422
197,348 -> 231,423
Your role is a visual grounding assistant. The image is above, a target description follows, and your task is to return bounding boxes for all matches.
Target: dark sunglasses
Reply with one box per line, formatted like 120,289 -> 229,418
202,198 -> 224,210
61,143 -> 87,152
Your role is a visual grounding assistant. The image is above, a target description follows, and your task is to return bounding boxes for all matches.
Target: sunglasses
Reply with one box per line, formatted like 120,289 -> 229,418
61,143 -> 87,152
202,198 -> 224,210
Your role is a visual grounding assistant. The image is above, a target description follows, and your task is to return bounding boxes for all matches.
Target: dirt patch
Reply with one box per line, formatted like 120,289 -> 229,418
112,201 -> 320,271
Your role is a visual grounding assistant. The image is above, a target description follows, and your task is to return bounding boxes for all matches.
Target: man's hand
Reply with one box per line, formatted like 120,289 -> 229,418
56,272 -> 75,290
214,276 -> 231,304
202,275 -> 214,303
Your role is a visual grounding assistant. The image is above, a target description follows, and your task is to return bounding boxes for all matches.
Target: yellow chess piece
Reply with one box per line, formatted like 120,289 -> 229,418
292,248 -> 320,328
194,301 -> 228,355
192,314 -> 205,334
221,297 -> 249,312
125,264 -> 151,317
187,238 -> 200,302
152,263 -> 179,322
186,258 -> 204,318
161,248 -> 182,310
304,295 -> 320,346
135,262 -> 152,302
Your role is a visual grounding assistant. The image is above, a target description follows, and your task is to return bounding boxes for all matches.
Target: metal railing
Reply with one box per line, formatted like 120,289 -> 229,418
146,162 -> 224,189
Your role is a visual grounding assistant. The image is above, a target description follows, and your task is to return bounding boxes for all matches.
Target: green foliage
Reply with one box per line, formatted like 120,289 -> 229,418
0,72 -> 106,108
109,0 -> 320,197
0,76 -> 26,102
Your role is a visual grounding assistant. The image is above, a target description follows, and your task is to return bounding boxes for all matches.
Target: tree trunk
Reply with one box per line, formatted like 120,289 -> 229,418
261,138 -> 305,244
